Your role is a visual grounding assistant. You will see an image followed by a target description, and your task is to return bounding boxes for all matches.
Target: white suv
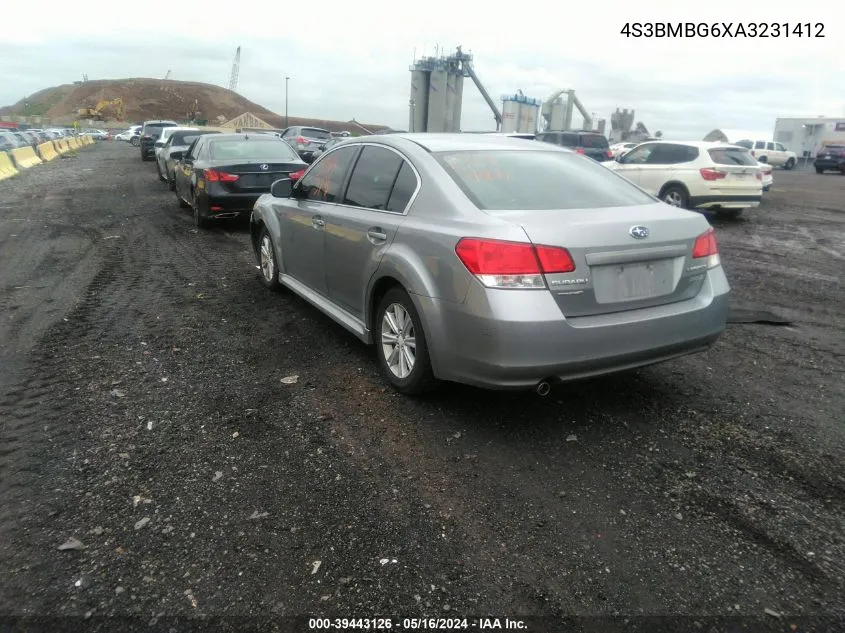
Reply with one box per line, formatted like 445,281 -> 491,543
607,141 -> 763,218
733,139 -> 796,169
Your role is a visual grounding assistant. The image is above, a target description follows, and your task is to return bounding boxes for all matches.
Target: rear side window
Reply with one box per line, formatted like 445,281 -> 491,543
343,146 -> 404,210
435,150 -> 655,211
578,135 -> 608,149
735,140 -> 753,149
560,133 -> 577,147
648,144 -> 698,164
298,146 -> 358,202
754,141 -> 766,149
387,162 -> 418,212
708,148 -> 758,165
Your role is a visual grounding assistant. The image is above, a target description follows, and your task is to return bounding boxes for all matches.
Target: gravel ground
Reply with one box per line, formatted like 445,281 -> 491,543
0,143 -> 843,632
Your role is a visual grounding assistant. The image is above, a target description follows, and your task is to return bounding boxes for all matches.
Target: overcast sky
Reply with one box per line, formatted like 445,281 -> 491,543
2,0 -> 842,138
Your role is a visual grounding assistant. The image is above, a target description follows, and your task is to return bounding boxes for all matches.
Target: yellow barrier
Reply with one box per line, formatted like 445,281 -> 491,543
10,145 -> 43,169
78,135 -> 88,146
67,137 -> 79,150
0,151 -> 19,181
38,141 -> 59,161
57,139 -> 69,153
86,135 -> 94,145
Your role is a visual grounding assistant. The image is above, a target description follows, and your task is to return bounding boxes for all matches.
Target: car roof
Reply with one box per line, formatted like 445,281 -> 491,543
376,133 -> 564,153
634,140 -> 745,149
202,133 -> 287,142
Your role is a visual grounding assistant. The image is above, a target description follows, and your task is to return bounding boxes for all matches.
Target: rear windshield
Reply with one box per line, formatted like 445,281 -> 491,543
708,148 -> 758,166
145,123 -> 177,134
302,128 -> 331,140
172,131 -> 216,146
823,145 -> 845,151
578,134 -> 609,149
209,139 -> 300,160
435,150 -> 655,211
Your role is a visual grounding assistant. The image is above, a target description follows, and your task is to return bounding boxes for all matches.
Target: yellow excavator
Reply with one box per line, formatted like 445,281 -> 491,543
77,98 -> 125,121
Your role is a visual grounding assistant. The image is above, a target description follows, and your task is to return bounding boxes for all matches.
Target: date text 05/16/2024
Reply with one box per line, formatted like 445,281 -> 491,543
620,22 -> 825,38
308,618 -> 527,630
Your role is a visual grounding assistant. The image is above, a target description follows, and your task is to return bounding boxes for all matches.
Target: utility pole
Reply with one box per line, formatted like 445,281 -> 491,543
285,77 -> 290,128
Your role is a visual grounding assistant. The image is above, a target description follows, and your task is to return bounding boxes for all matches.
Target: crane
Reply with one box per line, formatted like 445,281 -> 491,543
163,70 -> 171,80
228,46 -> 241,92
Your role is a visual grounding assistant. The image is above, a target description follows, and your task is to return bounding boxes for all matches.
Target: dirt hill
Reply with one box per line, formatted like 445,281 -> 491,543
0,78 -> 391,133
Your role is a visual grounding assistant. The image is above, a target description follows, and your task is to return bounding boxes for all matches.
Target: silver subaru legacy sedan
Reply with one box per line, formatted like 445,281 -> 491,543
249,134 -> 729,395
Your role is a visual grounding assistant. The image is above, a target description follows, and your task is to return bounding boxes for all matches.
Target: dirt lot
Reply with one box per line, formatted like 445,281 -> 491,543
0,143 -> 843,631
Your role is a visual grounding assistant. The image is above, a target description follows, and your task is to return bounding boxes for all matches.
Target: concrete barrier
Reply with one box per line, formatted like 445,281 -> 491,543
10,145 -> 43,169
38,141 -> 59,161
53,139 -> 66,153
86,135 -> 94,145
0,151 -> 19,181
67,137 -> 79,150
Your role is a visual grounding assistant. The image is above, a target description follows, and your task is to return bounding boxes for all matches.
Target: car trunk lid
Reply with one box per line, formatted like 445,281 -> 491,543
499,203 -> 713,317
204,161 -> 305,193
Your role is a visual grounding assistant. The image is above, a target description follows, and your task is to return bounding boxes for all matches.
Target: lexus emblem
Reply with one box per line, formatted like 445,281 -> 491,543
629,225 -> 649,239
259,164 -> 269,171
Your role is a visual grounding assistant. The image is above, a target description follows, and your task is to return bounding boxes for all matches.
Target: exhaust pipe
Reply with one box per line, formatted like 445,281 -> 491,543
535,380 -> 551,397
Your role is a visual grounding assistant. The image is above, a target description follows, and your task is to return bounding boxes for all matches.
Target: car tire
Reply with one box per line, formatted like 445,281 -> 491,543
168,171 -> 177,191
660,184 -> 689,209
815,167 -> 824,174
784,158 -> 795,170
717,209 -> 743,219
257,228 -> 281,290
757,155 -> 768,164
374,288 -> 437,396
155,161 -> 164,181
193,193 -> 209,229
176,185 -> 190,209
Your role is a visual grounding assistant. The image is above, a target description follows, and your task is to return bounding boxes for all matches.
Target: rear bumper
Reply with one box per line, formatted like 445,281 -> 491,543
416,266 -> 730,390
814,160 -> 845,170
689,194 -> 761,209
197,187 -> 263,218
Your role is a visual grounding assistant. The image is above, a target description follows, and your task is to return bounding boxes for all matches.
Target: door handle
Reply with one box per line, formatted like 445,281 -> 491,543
312,216 -> 325,229
367,227 -> 387,242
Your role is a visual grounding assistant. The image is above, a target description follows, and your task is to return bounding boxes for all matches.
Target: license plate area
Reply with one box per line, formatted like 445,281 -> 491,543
592,258 -> 677,303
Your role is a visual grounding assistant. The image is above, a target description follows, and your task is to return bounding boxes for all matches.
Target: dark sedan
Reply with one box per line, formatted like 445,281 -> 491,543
172,133 -> 307,229
280,126 -> 332,163
814,145 -> 845,174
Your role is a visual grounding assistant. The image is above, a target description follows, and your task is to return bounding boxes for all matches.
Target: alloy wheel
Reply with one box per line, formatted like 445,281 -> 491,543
664,191 -> 683,207
380,303 -> 416,379
260,235 -> 275,283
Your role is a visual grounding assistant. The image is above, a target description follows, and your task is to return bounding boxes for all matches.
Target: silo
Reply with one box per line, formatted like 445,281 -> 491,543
519,101 -> 539,133
444,72 -> 456,132
501,97 -> 520,134
452,73 -> 464,132
427,68 -> 448,132
410,69 -> 430,133
550,102 -> 566,130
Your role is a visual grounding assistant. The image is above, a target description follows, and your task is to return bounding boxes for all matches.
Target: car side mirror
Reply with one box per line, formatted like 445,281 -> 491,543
270,178 -> 293,198
170,151 -> 184,161
155,140 -> 165,147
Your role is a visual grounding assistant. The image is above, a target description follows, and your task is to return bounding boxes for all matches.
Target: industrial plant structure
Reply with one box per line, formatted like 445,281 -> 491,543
409,46 -> 502,133
539,90 -> 604,134
501,91 -> 541,134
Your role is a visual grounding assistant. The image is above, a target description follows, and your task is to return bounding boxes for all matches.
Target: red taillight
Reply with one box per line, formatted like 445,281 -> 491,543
204,168 -> 239,183
750,150 -> 756,156
606,150 -> 613,159
455,238 -> 575,289
289,169 -> 305,181
575,148 -> 585,155
755,172 -> 762,180
700,168 -> 726,181
693,228 -> 719,259
295,136 -> 308,145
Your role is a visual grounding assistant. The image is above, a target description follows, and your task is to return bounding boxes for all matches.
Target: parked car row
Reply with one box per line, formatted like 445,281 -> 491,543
135,131 -> 731,396
0,127 -> 81,151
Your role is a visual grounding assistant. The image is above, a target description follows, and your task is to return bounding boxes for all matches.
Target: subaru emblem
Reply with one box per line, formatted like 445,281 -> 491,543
259,164 -> 269,171
629,225 -> 649,239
